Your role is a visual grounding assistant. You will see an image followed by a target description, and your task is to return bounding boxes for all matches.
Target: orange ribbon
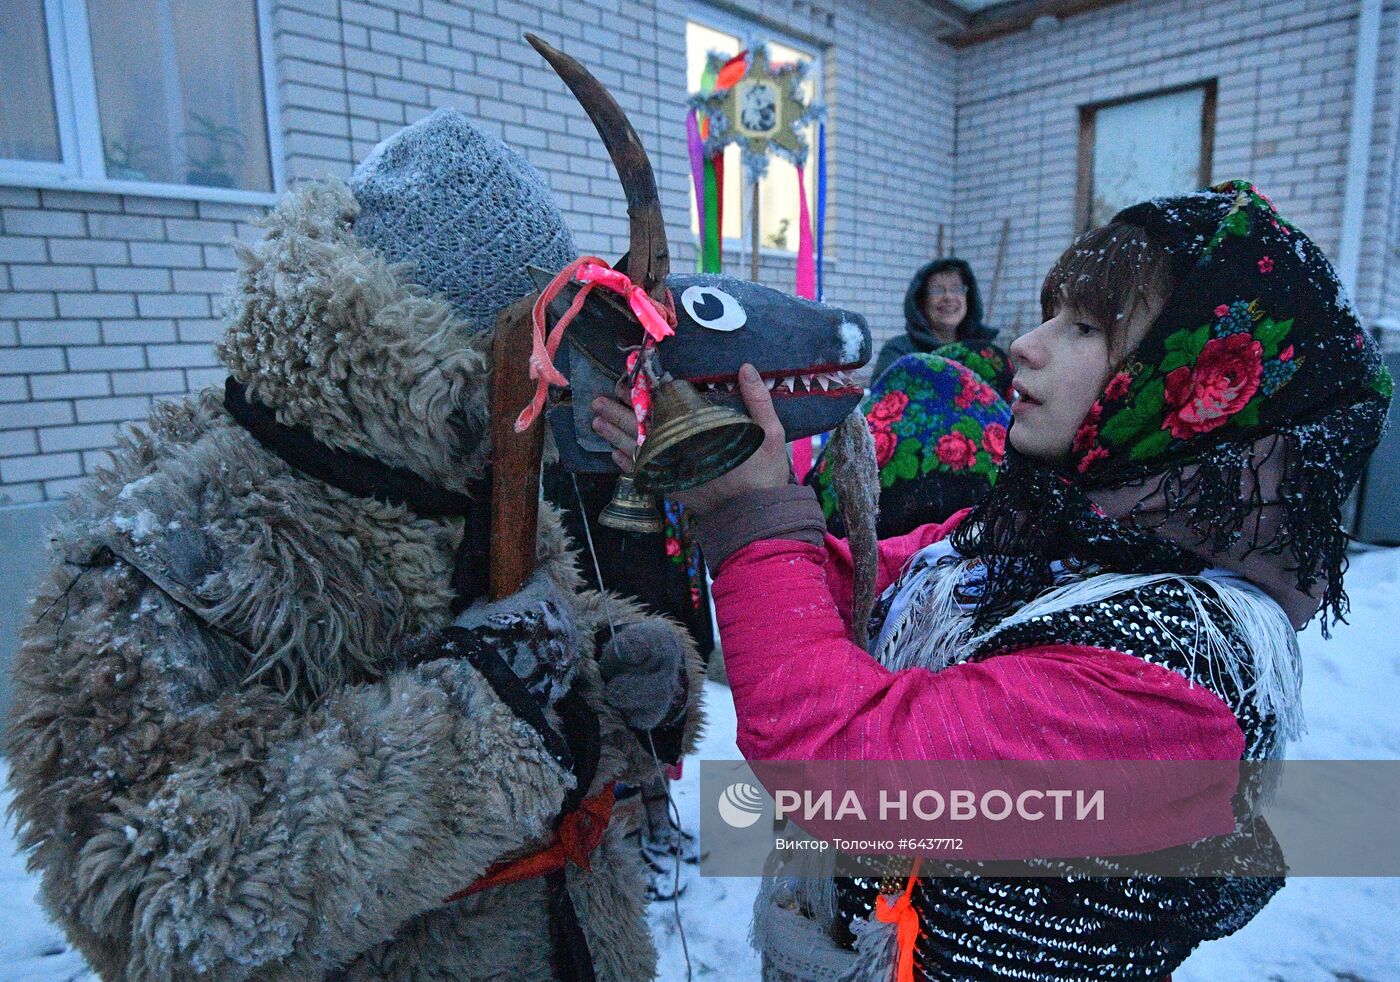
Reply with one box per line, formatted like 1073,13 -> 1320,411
443,785 -> 616,902
874,859 -> 923,982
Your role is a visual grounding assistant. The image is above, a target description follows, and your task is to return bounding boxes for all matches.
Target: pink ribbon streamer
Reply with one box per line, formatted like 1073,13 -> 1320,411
790,164 -> 818,479
575,263 -> 675,345
795,164 -> 815,300
626,349 -> 653,447
514,258 -> 675,434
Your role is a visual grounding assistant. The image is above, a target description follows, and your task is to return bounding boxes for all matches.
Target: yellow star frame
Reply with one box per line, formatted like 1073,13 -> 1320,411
692,44 -> 818,176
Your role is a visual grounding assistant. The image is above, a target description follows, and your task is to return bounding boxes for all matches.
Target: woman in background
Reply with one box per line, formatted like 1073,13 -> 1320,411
870,257 -> 1007,381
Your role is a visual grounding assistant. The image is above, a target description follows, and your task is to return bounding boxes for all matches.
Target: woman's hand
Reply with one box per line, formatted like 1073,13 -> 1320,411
590,363 -> 792,516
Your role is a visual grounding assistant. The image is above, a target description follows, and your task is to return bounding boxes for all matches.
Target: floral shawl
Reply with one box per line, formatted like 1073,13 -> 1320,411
808,352 -> 1011,538
953,181 -> 1394,632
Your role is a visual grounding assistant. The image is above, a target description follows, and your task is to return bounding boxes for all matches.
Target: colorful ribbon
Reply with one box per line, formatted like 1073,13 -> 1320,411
515,258 -> 675,434
626,349 -> 653,447
575,263 -> 675,345
874,859 -> 923,982
686,109 -> 708,267
796,164 -> 815,300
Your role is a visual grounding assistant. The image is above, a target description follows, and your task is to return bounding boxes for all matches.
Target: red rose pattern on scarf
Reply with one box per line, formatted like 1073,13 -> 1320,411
809,352 -> 1011,526
1076,297 -> 1299,470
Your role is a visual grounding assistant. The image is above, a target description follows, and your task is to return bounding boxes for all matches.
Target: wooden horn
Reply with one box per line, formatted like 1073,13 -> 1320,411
488,36 -> 673,598
525,33 -> 670,303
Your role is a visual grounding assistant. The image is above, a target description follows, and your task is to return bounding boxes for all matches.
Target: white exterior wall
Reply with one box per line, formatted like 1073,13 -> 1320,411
0,187 -> 260,503
951,0 -> 1400,337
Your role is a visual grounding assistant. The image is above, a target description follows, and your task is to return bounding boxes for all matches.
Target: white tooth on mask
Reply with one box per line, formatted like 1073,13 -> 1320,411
765,377 -> 777,390
782,377 -> 795,392
816,374 -> 831,390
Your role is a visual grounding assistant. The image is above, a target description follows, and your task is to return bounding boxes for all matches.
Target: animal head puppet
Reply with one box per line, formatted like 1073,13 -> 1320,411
515,37 -> 871,479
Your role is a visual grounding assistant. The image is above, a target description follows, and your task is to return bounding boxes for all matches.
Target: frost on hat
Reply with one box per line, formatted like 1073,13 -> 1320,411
348,107 -> 577,331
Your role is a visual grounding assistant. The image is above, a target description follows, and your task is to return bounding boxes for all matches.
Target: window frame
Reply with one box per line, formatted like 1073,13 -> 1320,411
0,0 -> 284,205
1075,79 -> 1217,234
686,2 -> 824,258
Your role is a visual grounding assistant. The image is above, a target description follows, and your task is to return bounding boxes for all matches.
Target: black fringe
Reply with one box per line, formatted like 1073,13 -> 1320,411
954,392 -> 1389,638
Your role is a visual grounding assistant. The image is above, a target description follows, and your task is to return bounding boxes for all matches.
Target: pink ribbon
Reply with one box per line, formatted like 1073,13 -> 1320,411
685,109 -> 707,257
795,165 -> 815,300
575,263 -> 675,345
626,349 -> 653,448
514,259 -> 675,435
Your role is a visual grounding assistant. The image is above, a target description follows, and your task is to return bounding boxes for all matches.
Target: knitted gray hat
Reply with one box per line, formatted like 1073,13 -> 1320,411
348,107 -> 577,331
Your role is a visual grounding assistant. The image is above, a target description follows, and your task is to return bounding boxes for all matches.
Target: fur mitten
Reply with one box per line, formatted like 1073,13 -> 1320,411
598,620 -> 689,731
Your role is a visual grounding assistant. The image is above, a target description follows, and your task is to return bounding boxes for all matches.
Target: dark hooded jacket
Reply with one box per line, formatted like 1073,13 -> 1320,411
871,257 -> 1001,381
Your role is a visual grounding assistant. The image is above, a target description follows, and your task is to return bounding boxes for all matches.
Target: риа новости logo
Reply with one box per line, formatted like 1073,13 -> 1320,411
718,782 -> 765,828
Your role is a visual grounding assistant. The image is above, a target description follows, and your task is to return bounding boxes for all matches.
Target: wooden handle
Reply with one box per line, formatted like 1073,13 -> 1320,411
488,296 -> 547,600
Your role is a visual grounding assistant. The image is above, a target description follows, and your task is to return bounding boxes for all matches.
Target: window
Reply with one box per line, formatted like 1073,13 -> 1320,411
0,2 -> 63,164
1076,82 -> 1216,232
0,0 -> 281,201
685,11 -> 820,254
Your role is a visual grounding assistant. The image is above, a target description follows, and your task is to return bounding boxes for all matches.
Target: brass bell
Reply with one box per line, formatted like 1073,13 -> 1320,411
598,472 -> 664,534
633,377 -> 765,495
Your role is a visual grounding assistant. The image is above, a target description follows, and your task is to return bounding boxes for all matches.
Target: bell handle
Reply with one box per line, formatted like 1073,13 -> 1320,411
488,295 -> 547,600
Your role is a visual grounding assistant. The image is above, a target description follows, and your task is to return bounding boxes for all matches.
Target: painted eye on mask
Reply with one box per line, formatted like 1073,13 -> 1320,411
680,285 -> 746,332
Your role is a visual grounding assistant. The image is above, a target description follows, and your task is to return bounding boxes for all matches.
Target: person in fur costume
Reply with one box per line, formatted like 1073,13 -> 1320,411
5,107 -> 704,982
592,181 -> 1393,981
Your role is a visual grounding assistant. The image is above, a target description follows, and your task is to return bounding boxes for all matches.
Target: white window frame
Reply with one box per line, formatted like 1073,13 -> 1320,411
0,0 -> 284,205
686,2 -> 824,259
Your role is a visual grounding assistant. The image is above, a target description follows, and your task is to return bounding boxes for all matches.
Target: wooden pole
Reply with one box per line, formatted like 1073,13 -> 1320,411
750,179 -> 760,283
936,223 -> 945,259
487,295 -> 546,600
986,217 -> 1011,324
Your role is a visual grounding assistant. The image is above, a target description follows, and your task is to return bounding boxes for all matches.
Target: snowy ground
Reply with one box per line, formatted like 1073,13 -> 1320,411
4,548 -> 1398,981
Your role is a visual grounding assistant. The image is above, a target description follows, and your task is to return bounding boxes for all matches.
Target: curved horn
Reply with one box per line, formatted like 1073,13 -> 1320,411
526,33 -> 670,303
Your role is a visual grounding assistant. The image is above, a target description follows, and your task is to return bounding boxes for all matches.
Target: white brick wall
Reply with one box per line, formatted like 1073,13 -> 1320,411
951,0 -> 1400,337
0,186 -> 261,503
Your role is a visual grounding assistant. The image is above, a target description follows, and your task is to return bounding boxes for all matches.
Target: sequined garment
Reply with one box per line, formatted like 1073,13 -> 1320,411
834,575 -> 1288,981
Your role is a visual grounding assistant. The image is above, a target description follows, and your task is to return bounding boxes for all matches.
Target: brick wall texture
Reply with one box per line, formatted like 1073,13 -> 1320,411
953,0 -> 1400,337
0,0 -> 1395,503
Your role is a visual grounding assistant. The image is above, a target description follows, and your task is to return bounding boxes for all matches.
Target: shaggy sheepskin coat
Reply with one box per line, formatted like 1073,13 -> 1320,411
5,182 -> 703,981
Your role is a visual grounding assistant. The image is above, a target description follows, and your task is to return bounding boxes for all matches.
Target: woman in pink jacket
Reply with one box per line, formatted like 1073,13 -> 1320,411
592,183 -> 1393,981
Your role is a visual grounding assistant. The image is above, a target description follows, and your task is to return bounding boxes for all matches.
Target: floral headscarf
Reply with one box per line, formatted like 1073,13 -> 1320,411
930,340 -> 1015,403
808,352 -> 1010,537
953,181 -> 1393,631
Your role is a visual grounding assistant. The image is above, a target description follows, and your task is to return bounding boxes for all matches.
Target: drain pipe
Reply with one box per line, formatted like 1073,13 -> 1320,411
1338,0 -> 1384,299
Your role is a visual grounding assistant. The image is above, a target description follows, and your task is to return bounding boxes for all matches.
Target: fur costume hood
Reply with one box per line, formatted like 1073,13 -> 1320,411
6,174 -> 703,981
221,180 -> 494,498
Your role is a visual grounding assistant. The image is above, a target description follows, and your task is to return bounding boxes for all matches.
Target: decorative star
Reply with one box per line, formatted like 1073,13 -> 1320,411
690,44 -> 824,182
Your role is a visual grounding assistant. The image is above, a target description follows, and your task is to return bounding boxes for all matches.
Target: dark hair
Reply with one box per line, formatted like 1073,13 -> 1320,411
921,262 -> 972,292
1039,222 -> 1175,358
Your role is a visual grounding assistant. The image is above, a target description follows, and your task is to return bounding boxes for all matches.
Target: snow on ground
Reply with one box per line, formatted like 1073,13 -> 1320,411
3,548 -> 1398,980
